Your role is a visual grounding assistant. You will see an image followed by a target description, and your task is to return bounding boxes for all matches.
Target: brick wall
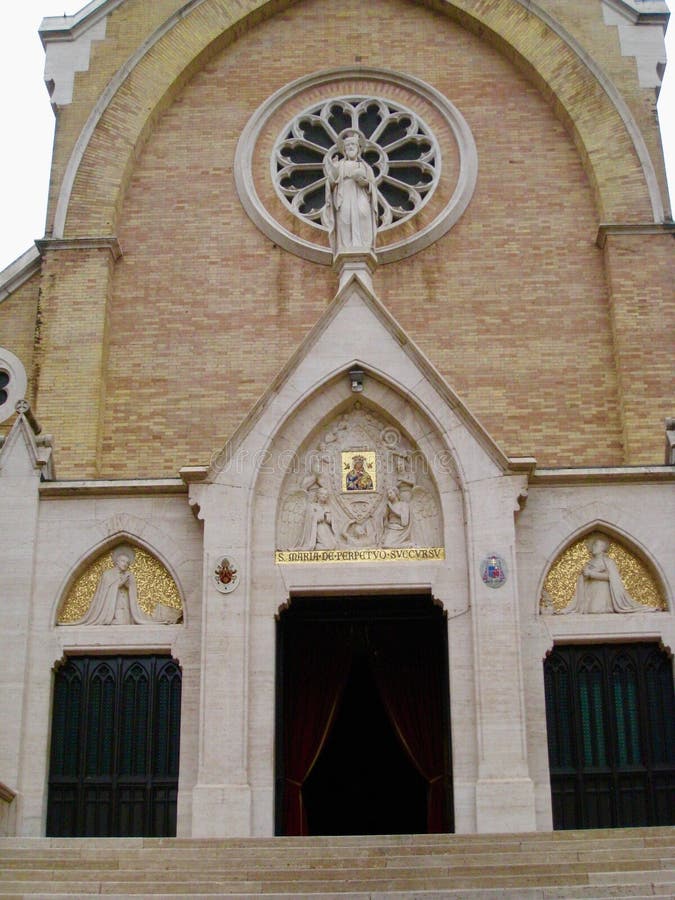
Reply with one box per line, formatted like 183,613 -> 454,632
8,0 -> 671,476
100,0 -> 624,476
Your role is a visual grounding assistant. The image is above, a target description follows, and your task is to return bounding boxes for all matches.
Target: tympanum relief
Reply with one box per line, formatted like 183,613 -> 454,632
541,534 -> 665,614
58,544 -> 183,625
276,404 -> 444,562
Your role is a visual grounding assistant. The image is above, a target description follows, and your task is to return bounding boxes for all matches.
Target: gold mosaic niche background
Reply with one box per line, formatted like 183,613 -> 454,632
58,546 -> 183,623
542,535 -> 665,612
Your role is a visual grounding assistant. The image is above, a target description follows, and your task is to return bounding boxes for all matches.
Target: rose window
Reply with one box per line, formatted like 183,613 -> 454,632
272,97 -> 440,234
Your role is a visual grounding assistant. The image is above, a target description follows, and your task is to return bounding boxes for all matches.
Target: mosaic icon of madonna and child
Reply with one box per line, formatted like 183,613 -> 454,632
342,451 -> 376,492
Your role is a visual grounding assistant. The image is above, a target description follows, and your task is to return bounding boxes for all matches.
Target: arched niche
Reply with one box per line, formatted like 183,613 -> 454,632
539,527 -> 668,615
55,0 -> 661,243
56,538 -> 184,626
249,372 -> 464,599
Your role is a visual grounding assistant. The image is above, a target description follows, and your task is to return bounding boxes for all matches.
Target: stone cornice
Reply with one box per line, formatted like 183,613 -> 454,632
33,468 -> 675,494
36,237 -> 122,260
39,478 -> 187,498
39,0 -> 124,46
602,0 -> 669,26
180,466 -> 209,484
530,466 -> 675,485
0,246 -> 41,303
596,222 -> 675,247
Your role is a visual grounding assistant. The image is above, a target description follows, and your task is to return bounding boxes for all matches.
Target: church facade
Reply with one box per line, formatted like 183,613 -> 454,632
0,0 -> 673,839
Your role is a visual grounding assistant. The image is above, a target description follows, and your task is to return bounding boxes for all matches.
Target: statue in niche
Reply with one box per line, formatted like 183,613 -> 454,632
381,487 -> 413,548
557,536 -> 657,615
295,488 -> 337,551
277,403 -> 443,552
322,130 -> 377,255
71,545 -> 149,625
61,544 -> 183,626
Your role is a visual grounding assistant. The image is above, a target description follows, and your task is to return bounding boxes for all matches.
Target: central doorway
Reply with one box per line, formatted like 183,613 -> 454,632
275,594 -> 453,836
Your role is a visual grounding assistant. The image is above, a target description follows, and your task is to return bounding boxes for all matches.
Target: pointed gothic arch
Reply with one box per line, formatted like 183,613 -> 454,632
537,520 -> 669,616
54,532 -> 185,626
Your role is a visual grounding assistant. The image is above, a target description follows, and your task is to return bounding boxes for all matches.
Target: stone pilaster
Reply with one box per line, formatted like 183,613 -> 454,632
0,413 -> 52,831
467,472 -> 537,832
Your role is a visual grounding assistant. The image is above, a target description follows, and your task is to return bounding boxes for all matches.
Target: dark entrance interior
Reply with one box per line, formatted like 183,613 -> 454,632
275,594 -> 453,836
47,655 -> 181,837
544,642 -> 675,829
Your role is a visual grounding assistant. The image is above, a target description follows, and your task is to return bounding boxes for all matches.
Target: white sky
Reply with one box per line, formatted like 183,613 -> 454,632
0,1 -> 673,273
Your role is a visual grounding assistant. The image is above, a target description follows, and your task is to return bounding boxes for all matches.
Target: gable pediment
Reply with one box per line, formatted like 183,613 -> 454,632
201,275 -> 517,496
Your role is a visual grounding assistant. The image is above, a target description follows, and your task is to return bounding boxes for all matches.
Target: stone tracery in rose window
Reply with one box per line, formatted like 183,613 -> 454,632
272,97 -> 440,234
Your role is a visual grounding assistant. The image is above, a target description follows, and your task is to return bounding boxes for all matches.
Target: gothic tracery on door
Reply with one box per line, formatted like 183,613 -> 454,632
47,655 -> 181,837
544,643 -> 675,830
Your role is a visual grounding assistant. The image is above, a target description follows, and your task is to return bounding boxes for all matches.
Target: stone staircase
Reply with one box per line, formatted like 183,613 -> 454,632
1,827 -> 674,898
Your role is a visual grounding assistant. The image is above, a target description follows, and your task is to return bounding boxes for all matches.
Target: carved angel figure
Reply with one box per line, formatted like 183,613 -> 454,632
322,130 -> 377,254
68,545 -> 151,625
295,488 -> 337,551
300,442 -> 332,492
558,537 -> 655,614
381,487 -> 414,548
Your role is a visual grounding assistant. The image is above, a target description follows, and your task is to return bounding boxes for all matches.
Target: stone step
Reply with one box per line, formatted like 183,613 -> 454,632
0,828 -> 672,897
1,856 -> 673,879
0,869 -> 668,893
2,847 -> 673,870
2,835 -> 674,859
3,826 -> 674,850
0,889 -> 673,900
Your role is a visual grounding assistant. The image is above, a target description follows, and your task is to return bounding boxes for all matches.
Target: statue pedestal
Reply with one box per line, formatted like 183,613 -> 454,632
333,250 -> 378,292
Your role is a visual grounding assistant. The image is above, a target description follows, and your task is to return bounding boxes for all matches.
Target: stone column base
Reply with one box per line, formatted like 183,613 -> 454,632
191,783 -> 252,837
475,777 -> 537,833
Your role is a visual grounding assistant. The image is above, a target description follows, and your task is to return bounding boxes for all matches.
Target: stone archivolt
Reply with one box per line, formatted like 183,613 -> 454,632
276,403 -> 443,553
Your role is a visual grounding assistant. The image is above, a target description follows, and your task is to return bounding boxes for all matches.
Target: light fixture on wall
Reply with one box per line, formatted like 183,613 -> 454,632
349,367 -> 364,392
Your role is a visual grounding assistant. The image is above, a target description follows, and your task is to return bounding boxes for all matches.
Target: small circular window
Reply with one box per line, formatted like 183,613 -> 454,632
0,348 -> 27,424
273,97 -> 440,235
0,371 -> 9,408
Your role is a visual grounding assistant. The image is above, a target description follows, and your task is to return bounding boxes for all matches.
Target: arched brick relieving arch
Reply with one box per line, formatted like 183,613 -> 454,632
55,0 -> 663,241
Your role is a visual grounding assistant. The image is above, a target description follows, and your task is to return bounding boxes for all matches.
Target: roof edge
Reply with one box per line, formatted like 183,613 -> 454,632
602,0 -> 670,26
39,0 -> 125,45
0,246 -> 41,303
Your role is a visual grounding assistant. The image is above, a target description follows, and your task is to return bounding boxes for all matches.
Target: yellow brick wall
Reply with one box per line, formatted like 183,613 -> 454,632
46,0 -> 181,235
0,272 -> 40,417
45,0 -> 670,232
604,232 -> 675,464
16,0 -> 671,477
536,0 -> 670,218
100,0 -> 623,476
34,248 -> 116,476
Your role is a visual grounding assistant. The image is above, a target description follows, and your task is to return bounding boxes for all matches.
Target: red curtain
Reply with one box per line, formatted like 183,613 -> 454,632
282,622 -> 352,835
369,620 -> 449,832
